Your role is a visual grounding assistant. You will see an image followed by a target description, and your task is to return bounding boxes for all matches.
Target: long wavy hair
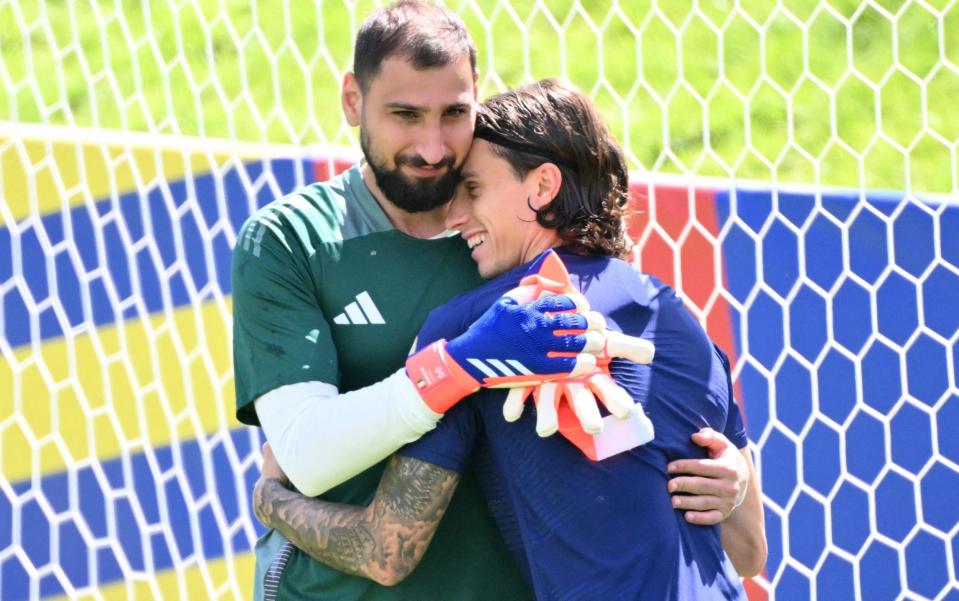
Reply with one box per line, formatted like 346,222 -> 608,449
475,79 -> 631,258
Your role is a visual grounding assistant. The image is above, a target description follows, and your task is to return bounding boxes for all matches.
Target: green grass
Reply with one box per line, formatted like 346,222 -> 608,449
2,0 -> 957,192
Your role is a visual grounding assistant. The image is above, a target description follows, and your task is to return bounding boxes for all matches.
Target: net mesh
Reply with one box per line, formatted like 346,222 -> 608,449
1,1 -> 958,600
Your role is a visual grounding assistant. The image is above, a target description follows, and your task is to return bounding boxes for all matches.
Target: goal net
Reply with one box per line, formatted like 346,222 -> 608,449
1,1 -> 957,600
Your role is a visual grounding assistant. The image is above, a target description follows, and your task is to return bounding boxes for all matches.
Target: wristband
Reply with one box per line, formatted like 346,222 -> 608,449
405,340 -> 482,413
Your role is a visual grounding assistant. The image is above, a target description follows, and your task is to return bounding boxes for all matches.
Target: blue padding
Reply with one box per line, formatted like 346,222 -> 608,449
759,428 -> 797,507
860,540 -> 902,601
816,553 -> 856,601
848,208 -> 888,284
801,420 -> 841,496
803,213 -> 844,290
845,409 -> 886,484
861,340 -> 902,413
938,395 -> 959,466
816,348 -> 857,424
0,428 -> 267,601
889,402 -> 933,475
773,356 -> 813,436
893,203 -> 936,277
788,284 -> 828,362
714,187 -> 959,598
830,480 -> 871,554
920,462 -> 959,532
761,219 -> 800,298
787,492 -> 826,569
904,531 -> 950,598
776,564 -> 810,601
1,159 -> 312,348
876,272 -> 919,345
875,471 -> 917,542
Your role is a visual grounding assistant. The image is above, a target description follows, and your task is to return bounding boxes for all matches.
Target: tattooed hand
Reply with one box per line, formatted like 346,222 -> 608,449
260,442 -> 289,486
254,442 -> 290,528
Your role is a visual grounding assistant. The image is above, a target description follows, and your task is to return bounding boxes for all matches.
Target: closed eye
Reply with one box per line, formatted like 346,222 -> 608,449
444,106 -> 469,119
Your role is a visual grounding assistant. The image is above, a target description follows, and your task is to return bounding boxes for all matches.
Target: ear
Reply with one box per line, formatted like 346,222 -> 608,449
528,162 -> 563,210
341,72 -> 362,127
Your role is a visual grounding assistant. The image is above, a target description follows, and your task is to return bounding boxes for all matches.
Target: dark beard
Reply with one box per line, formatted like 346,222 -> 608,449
361,129 -> 460,213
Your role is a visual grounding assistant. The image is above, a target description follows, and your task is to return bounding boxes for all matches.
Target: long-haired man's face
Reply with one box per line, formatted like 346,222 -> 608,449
445,140 -> 558,278
357,55 -> 476,213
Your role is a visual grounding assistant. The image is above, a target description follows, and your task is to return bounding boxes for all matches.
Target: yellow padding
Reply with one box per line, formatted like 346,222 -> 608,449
1,136 -> 229,223
0,298 -> 238,483
49,551 -> 255,601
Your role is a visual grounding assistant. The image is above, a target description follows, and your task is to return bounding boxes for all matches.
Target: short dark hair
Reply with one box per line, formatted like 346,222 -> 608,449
475,79 -> 631,259
353,1 -> 478,92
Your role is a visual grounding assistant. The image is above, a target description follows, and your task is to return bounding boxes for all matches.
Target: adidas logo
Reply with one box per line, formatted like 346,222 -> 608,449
333,291 -> 385,325
465,358 -> 533,378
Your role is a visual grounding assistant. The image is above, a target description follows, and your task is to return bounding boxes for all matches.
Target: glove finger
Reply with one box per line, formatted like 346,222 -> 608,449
503,284 -> 539,304
564,292 -> 590,312
519,274 -> 571,296
567,382 -> 604,434
549,312 -> 588,332
543,332 -> 588,356
588,373 -> 635,419
581,330 -> 605,354
534,383 -> 560,437
503,387 -> 532,422
583,310 -> 606,332
605,331 -> 656,364
568,352 -> 597,377
533,292 -> 590,314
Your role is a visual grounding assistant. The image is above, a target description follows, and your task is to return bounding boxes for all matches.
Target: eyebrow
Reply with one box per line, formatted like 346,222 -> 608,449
460,170 -> 478,179
385,102 -> 422,112
384,102 -> 471,112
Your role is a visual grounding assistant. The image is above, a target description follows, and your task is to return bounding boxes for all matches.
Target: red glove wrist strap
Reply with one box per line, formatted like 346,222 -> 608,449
405,340 -> 481,413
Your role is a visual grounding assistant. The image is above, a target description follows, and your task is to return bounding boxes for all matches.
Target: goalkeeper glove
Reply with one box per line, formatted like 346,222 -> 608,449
406,253 -> 603,413
499,250 -> 657,460
502,367 -> 655,461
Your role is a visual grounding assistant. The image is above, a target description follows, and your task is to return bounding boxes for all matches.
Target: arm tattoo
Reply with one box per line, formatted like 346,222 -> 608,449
255,456 -> 460,585
379,456 -> 449,517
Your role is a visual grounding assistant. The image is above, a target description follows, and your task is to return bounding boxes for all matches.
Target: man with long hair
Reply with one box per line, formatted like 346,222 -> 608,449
253,79 -> 766,599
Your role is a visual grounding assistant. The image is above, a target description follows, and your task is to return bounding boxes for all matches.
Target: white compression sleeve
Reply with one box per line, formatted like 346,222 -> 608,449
254,369 -> 443,497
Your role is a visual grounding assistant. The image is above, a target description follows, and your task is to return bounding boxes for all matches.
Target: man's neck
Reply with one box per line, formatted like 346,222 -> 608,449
522,231 -> 562,265
360,162 -> 449,239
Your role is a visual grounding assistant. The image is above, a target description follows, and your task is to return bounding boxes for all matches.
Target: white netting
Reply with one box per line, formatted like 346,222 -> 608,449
1,1 -> 957,600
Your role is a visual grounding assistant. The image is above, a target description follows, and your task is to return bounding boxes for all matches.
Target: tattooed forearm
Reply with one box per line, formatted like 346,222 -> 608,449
255,477 -> 374,577
253,456 -> 460,586
379,455 -> 449,517
328,526 -> 377,567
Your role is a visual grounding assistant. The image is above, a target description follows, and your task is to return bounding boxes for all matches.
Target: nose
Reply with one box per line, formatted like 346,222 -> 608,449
416,121 -> 447,166
444,191 -> 470,231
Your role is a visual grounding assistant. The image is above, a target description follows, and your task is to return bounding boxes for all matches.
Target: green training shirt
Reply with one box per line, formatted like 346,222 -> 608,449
232,164 -> 532,600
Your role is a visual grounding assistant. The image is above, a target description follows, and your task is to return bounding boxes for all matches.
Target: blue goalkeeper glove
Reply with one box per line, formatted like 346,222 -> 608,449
406,261 -> 602,413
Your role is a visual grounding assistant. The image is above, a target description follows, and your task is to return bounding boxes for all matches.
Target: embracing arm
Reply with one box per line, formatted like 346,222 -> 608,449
667,429 -> 767,577
256,289 -> 603,498
254,447 -> 460,586
255,374 -> 444,498
718,447 -> 766,577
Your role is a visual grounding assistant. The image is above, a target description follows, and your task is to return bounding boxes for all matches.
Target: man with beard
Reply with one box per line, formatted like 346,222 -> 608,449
233,3 -> 597,599
232,2 -> 754,600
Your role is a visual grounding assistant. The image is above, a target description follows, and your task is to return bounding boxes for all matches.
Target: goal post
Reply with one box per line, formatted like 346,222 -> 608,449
2,1 -> 958,600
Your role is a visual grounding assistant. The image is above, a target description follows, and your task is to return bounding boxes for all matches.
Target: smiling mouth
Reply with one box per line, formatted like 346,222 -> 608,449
405,164 -> 446,177
465,233 -> 487,250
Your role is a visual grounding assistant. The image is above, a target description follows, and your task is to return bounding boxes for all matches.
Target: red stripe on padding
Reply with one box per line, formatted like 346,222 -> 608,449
627,181 -> 767,601
313,156 -> 355,182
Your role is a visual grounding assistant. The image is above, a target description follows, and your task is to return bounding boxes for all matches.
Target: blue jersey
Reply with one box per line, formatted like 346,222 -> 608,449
400,251 -> 747,601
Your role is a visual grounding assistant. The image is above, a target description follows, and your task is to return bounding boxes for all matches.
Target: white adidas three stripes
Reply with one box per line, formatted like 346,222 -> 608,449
466,358 -> 533,378
333,291 -> 385,325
